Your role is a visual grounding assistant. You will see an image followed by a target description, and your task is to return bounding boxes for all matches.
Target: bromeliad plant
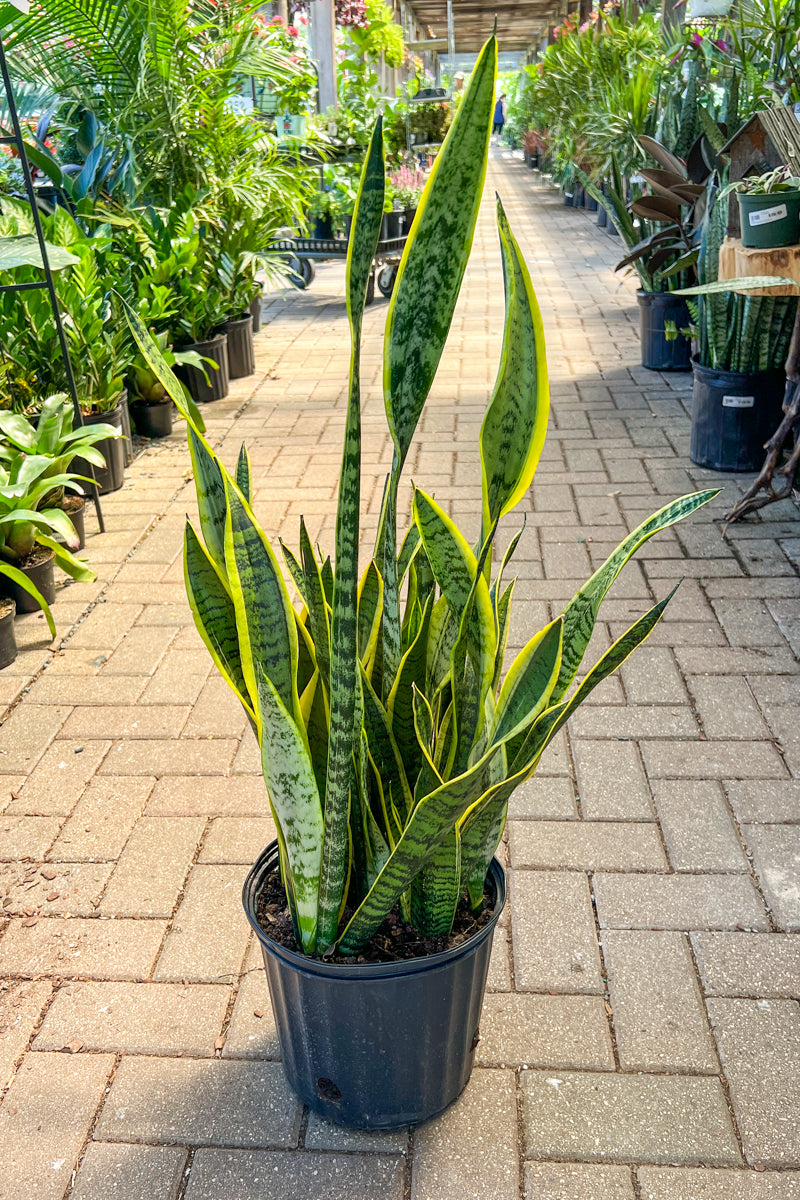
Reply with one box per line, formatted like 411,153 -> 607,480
125,36 -> 715,959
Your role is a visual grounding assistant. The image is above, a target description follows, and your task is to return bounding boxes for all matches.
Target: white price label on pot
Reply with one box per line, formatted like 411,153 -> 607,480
748,203 -> 788,227
722,394 -> 755,408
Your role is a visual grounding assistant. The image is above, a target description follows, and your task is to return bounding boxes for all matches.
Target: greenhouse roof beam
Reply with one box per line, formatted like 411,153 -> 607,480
407,0 -> 556,51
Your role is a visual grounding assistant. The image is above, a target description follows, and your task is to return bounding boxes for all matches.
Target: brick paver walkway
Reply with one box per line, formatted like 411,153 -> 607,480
0,149 -> 798,1200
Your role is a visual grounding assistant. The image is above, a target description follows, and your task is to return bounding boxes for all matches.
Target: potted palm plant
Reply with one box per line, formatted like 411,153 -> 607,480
125,36 -> 714,1131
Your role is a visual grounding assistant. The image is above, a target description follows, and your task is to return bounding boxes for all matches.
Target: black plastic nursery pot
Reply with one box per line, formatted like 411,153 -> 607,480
403,207 -> 417,236
73,406 -> 125,495
177,334 -> 230,405
1,547 -> 55,614
585,193 -> 598,212
0,600 -> 17,671
61,495 -> 85,551
243,841 -> 506,1130
223,313 -> 255,379
380,211 -> 404,241
131,400 -> 173,439
738,190 -> 800,250
597,203 -> 607,227
312,215 -> 334,240
250,289 -> 264,334
690,357 -> 786,472
119,392 -> 133,467
637,290 -> 692,372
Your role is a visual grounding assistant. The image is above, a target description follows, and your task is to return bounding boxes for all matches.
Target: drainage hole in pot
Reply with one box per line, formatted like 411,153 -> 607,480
471,1028 -> 481,1052
317,1077 -> 343,1103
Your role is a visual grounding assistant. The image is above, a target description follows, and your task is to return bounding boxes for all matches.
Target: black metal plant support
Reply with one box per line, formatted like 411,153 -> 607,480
0,40 -> 105,532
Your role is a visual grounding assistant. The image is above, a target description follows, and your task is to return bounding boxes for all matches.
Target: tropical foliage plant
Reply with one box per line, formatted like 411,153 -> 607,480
125,36 -> 715,958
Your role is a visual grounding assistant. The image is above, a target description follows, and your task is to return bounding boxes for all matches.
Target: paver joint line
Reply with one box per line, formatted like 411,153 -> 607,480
1,152 -> 798,1200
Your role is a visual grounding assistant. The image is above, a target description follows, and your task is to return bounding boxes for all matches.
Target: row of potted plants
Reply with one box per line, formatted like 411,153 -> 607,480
0,395 -> 120,668
310,164 -> 425,242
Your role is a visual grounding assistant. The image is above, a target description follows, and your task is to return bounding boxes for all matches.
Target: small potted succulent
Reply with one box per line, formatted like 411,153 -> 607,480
732,166 -> 800,250
126,38 -> 713,1132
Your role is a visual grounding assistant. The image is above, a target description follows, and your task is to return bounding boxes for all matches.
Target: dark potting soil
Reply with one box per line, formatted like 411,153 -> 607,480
18,544 -> 53,569
255,869 -> 494,964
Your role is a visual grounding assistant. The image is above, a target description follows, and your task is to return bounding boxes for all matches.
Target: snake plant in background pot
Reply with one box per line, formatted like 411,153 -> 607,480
125,35 -> 715,1130
675,190 -> 798,473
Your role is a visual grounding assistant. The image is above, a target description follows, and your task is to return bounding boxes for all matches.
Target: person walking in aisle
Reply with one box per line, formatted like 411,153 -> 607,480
492,93 -> 506,138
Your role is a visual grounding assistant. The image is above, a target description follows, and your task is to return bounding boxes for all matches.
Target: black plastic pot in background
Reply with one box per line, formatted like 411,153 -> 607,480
0,601 -> 16,670
73,405 -> 125,495
250,289 -> 264,334
61,495 -> 85,550
573,183 -> 585,208
340,214 -> 353,242
690,357 -> 786,472
597,203 -> 608,227
1,548 -> 55,614
380,211 -> 404,241
223,314 -> 255,380
243,841 -> 506,1130
312,215 -> 333,240
403,207 -> 417,236
119,391 -> 133,467
131,401 -> 174,439
585,193 -> 598,212
637,291 -> 692,372
176,334 -> 229,405
563,188 -> 574,206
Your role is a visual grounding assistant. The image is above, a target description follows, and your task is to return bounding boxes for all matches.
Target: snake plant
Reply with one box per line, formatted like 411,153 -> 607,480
124,35 -> 715,957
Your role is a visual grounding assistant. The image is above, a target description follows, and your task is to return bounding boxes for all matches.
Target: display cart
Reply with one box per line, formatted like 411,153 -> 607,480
271,232 -> 408,302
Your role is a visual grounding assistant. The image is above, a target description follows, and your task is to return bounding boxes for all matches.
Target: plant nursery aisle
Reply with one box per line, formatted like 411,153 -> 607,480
0,148 -> 799,1200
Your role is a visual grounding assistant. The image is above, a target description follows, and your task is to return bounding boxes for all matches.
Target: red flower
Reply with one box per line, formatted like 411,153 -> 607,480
287,23 -> 298,35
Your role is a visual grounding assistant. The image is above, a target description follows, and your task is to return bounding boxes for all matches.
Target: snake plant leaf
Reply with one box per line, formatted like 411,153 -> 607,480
357,560 -> 383,670
360,663 -> 415,820
317,118 -> 386,952
413,488 -> 496,695
553,491 -> 718,702
459,793 -> 508,908
479,197 -> 549,541
387,592 -> 433,786
397,522 -> 420,583
256,667 -> 324,955
0,561 -> 55,636
302,668 -> 329,803
411,828 -> 461,935
516,585 -> 681,774
236,444 -> 252,503
337,741 -> 508,954
299,518 -> 331,692
384,36 -> 496,467
184,522 -> 251,716
491,617 -> 563,745
675,276 -> 799,295
492,578 -> 515,691
187,426 -> 228,571
224,481 -> 298,722
119,294 -> 205,432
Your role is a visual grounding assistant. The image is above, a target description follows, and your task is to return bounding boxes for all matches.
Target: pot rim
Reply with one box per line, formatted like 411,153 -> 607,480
222,313 -> 253,330
737,188 -> 800,206
243,839 -> 506,982
0,598 -> 16,621
691,354 -> 786,384
636,288 -> 690,305
178,333 -> 228,353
